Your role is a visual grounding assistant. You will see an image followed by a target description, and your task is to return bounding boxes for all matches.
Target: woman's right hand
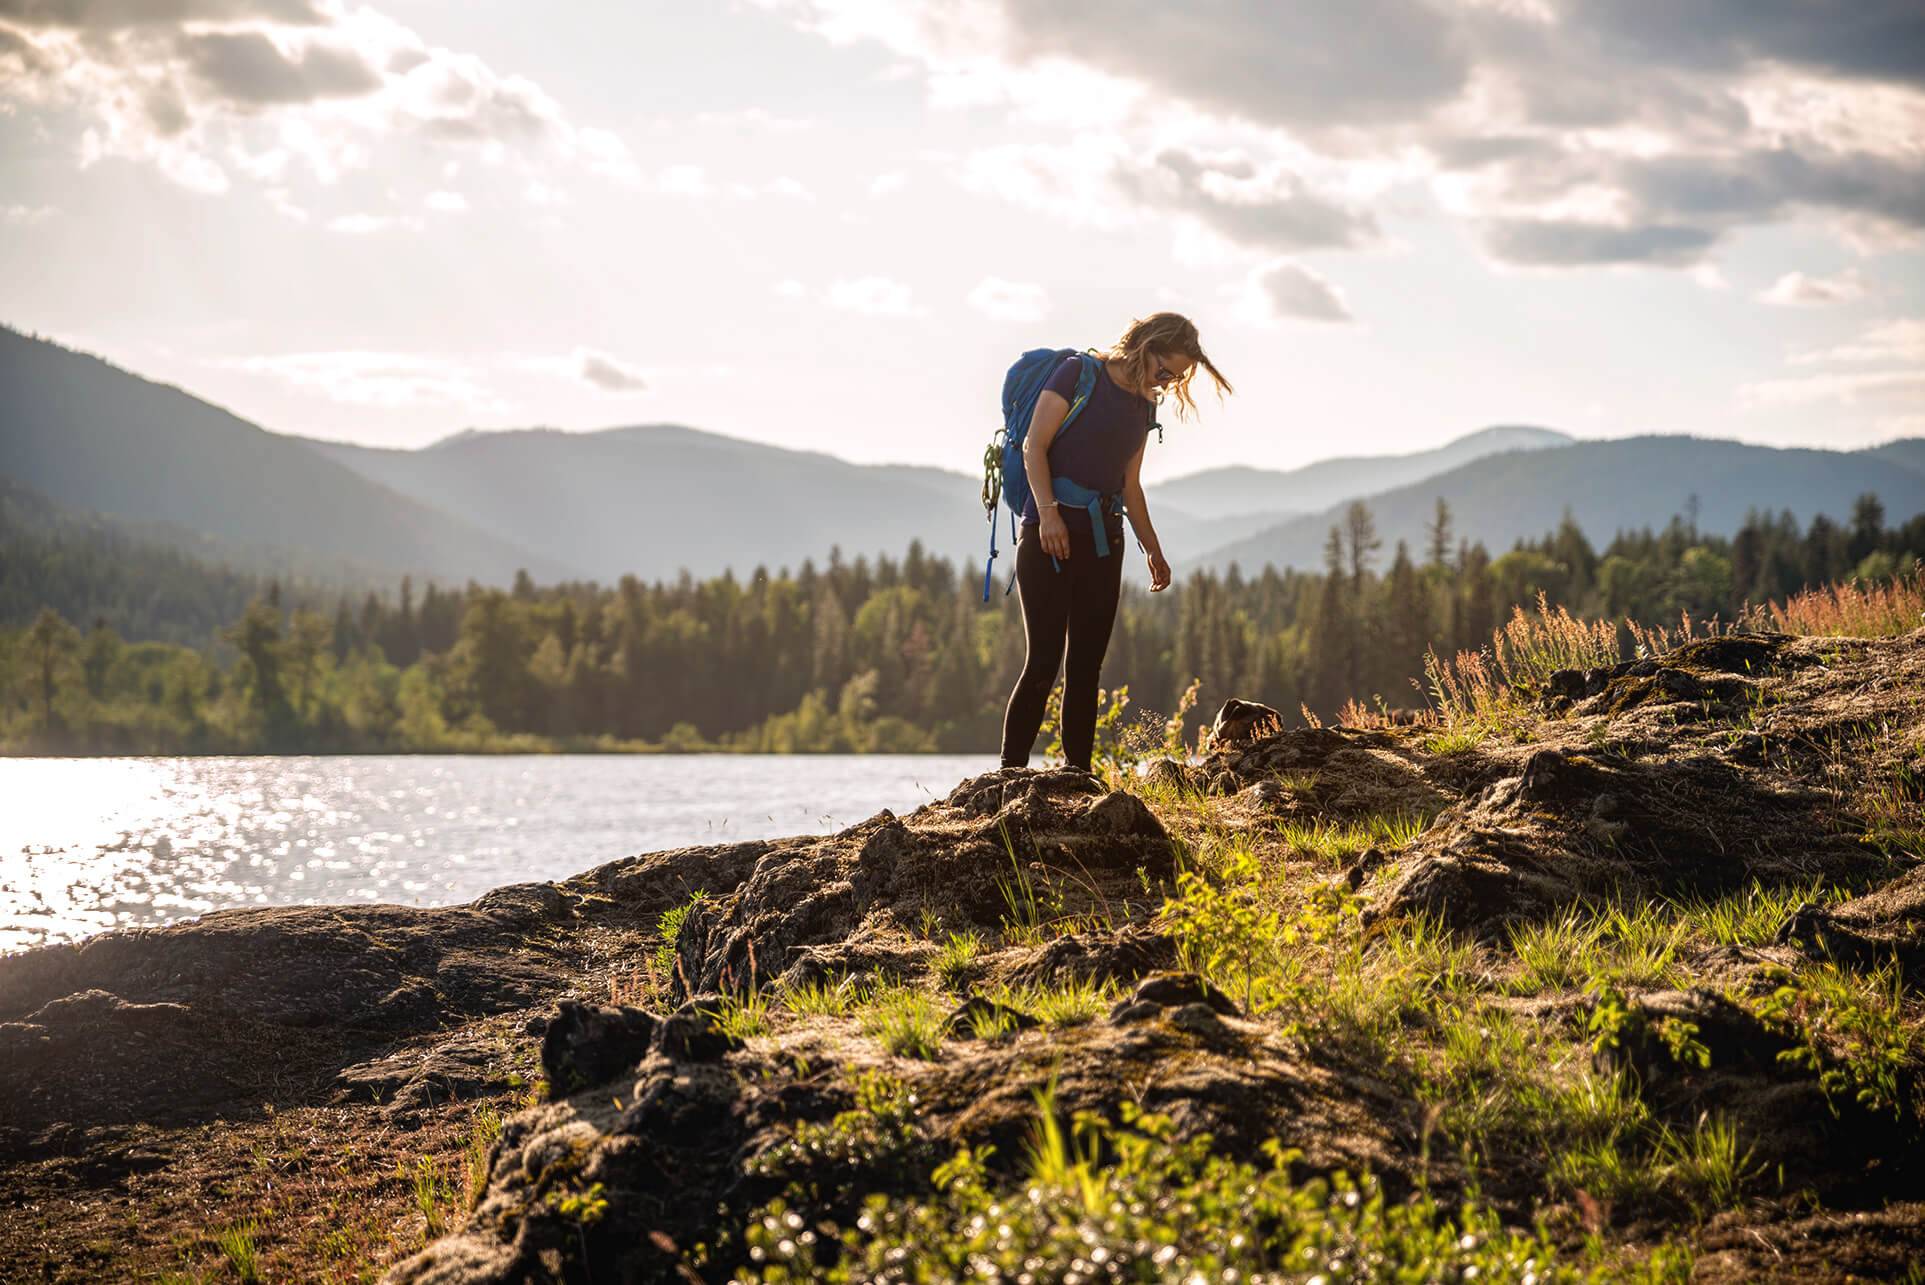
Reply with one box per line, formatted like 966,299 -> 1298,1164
1038,506 -> 1071,560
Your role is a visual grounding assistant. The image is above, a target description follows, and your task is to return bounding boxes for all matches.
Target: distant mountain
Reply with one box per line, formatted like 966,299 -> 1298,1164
1866,438 -> 1925,479
1155,425 -> 1571,516
0,326 -> 569,584
307,424 -> 1267,584
1194,435 -> 1925,573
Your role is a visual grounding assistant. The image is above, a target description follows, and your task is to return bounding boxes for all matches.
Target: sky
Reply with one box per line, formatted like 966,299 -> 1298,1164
1,0 -> 1922,484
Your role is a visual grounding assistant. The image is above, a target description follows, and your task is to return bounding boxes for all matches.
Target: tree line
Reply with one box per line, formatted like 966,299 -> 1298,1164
2,493 -> 1917,755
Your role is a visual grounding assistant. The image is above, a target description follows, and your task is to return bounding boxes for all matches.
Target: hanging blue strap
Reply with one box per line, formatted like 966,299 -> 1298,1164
1042,478 -> 1124,573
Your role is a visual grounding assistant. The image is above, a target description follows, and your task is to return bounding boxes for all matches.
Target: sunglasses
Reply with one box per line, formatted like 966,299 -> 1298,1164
1153,364 -> 1176,385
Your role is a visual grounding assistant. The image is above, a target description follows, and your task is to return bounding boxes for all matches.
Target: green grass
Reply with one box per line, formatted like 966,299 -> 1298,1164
1425,724 -> 1488,755
933,931 -> 983,992
779,976 -> 864,1018
861,987 -> 947,1060
463,1103 -> 504,1207
708,988 -> 773,1041
1508,903 -> 1684,994
1654,1114 -> 1761,1214
406,1156 -> 458,1238
1509,909 -> 1605,992
214,1222 -> 263,1283
990,975 -> 1120,1029
1277,810 -> 1429,864
1669,879 -> 1838,947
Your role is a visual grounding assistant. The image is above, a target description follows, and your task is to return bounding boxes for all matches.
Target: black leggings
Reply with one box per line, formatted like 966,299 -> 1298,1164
1000,517 -> 1125,771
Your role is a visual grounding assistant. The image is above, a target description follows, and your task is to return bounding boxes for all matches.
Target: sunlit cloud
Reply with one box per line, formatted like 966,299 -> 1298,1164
220,349 -> 504,409
1231,259 -> 1354,325
825,276 -> 922,317
0,0 -> 641,194
966,277 -> 1047,323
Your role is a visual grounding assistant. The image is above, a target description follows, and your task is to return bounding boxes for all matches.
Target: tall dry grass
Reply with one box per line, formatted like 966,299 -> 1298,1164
1740,568 -> 1925,638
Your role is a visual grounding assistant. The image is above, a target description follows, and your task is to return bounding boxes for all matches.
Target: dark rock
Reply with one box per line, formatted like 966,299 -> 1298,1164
1129,972 -> 1240,1016
1167,1002 -> 1231,1036
1210,698 -> 1284,746
1000,926 -> 1178,989
1367,750 -> 1880,936
675,772 -> 1172,997
945,995 -> 1040,1038
337,1031 -> 511,1115
1107,999 -> 1161,1025
540,1000 -> 658,1094
1779,867 -> 1925,973
654,999 -> 742,1063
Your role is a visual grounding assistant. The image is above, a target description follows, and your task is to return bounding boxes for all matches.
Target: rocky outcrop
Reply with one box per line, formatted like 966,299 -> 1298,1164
672,769 -> 1172,996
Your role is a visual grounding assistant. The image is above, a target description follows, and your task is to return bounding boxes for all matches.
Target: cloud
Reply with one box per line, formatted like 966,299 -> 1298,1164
0,0 -> 325,28
1481,218 -> 1718,266
424,189 -> 467,213
1002,0 -> 1473,131
825,276 -> 922,317
771,278 -> 806,298
759,0 -> 1925,274
1113,146 -> 1380,254
180,29 -> 381,105
2,203 -> 54,224
1759,268 -> 1870,307
1741,369 -> 1925,410
576,349 -> 647,392
1790,318 -> 1925,366
223,349 -> 501,409
0,0 -> 639,194
1240,260 -> 1354,323
1743,317 -> 1925,423
966,277 -> 1047,322
326,211 -> 420,234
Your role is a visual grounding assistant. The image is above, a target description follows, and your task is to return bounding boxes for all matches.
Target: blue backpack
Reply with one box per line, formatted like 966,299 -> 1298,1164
980,348 -> 1102,600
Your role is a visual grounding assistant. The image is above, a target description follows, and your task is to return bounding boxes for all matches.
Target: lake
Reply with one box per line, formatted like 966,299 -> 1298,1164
0,754 -> 998,954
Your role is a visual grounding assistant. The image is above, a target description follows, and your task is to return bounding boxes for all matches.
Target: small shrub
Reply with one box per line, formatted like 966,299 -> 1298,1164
1752,961 -> 1917,1120
740,1098 -> 1586,1281
653,891 -> 707,986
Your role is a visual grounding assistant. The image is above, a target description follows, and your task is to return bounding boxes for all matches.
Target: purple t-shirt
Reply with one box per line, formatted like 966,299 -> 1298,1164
1020,356 -> 1154,531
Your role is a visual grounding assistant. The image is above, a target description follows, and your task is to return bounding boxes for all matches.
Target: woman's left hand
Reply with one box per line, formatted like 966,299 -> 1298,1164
1147,549 -> 1171,591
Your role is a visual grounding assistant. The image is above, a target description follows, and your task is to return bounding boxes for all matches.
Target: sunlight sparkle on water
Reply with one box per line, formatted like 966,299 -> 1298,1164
1,754 -> 990,954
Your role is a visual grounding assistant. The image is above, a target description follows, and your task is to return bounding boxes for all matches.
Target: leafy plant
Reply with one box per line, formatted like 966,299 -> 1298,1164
1752,962 -> 1917,1120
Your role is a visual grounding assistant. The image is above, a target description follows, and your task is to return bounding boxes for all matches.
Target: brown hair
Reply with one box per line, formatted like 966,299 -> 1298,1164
1106,312 -> 1233,421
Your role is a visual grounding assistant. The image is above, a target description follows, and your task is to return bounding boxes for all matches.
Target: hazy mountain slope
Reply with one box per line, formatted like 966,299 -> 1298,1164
310,425 -> 1256,583
0,327 -> 570,584
0,475 -> 355,645
309,426 -> 995,582
1865,438 -> 1925,479
1194,435 -> 1925,573
1154,425 -> 1571,516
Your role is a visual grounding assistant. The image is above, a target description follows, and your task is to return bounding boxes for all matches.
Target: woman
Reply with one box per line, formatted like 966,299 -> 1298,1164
999,312 -> 1233,773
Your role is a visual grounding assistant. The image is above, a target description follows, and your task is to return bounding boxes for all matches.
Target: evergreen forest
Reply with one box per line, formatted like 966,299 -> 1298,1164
3,494 -> 1919,755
